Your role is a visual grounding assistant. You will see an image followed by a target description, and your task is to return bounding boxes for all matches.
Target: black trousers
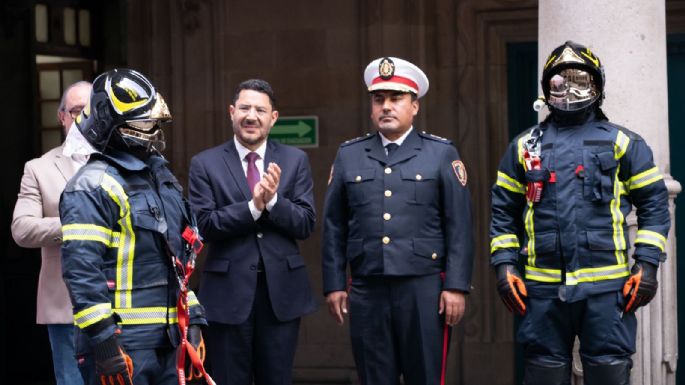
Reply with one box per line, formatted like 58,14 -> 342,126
206,272 -> 301,385
349,273 -> 450,385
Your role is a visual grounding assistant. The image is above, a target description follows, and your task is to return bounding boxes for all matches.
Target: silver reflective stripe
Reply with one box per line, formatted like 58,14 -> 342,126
74,303 -> 112,329
524,265 -> 562,283
115,307 -> 178,324
565,263 -> 630,285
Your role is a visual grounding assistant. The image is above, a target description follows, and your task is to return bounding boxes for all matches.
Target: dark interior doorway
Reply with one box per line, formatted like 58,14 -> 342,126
667,33 -> 685,385
506,40 -> 538,385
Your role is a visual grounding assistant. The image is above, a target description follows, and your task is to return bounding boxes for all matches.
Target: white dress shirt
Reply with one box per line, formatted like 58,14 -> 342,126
379,126 -> 414,154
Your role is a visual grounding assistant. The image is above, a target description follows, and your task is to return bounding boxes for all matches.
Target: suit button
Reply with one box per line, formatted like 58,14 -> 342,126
382,236 -> 390,245
257,232 -> 263,239
431,252 -> 438,260
250,265 -> 256,271
416,174 -> 422,181
383,213 -> 391,221
385,167 -> 392,174
384,190 -> 392,197
355,175 -> 362,182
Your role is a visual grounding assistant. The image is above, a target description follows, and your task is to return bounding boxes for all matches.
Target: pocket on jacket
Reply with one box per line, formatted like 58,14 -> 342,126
587,230 -> 625,251
412,238 -> 445,260
583,149 -> 618,203
401,168 -> 438,205
204,258 -> 230,273
129,192 -> 167,234
344,169 -> 376,206
286,254 -> 305,270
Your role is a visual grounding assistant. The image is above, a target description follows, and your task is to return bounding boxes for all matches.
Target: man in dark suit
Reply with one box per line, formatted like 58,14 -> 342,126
188,79 -> 317,385
322,57 -> 474,385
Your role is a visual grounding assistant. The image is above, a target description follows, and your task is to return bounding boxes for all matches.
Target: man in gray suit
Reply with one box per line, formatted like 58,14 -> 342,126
12,81 -> 92,385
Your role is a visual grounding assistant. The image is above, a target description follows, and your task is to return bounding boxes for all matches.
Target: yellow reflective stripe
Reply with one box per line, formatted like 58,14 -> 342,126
74,303 -> 112,329
108,85 -> 149,113
565,263 -> 630,285
614,131 -> 630,160
187,291 -> 200,307
627,167 -> 663,191
115,307 -> 178,325
101,174 -> 135,309
62,224 -> 121,247
490,234 -> 520,253
517,134 -> 530,169
524,201 -> 536,266
524,265 -> 562,283
609,166 -> 627,264
525,263 -> 630,285
496,171 -> 525,194
635,229 -> 667,252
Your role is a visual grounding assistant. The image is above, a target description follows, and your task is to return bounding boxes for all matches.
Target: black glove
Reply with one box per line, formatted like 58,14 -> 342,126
496,264 -> 528,315
185,325 -> 207,384
93,334 -> 133,385
623,262 -> 659,312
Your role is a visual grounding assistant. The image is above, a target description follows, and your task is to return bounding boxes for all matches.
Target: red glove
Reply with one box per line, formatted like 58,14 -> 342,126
496,264 -> 528,315
623,262 -> 658,312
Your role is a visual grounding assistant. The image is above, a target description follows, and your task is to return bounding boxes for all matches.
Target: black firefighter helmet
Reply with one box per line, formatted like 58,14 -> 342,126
75,68 -> 171,153
541,41 -> 605,112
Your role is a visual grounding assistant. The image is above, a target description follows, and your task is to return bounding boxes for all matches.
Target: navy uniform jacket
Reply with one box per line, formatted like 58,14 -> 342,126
188,139 -> 317,324
60,150 -> 206,353
490,115 -> 670,301
322,129 -> 474,294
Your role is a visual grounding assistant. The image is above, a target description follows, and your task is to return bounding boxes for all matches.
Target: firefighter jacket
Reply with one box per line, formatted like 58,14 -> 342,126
490,114 -> 670,301
60,149 -> 206,353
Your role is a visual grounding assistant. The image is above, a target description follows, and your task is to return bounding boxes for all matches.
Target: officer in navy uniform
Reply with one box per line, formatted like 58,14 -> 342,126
322,57 -> 474,385
490,41 -> 670,385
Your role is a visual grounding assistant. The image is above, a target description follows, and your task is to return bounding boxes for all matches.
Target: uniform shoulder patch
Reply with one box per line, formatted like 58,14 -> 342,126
452,160 -> 467,186
64,160 -> 108,193
341,133 -> 373,147
419,131 -> 452,143
600,122 -> 643,141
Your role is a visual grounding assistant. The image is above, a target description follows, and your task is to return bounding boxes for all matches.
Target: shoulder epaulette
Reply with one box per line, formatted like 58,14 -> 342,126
341,132 -> 373,147
64,160 -> 108,193
419,131 -> 452,144
598,121 -> 642,141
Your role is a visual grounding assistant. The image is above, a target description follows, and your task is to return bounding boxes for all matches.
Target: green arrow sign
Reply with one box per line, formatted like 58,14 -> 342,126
269,116 -> 318,148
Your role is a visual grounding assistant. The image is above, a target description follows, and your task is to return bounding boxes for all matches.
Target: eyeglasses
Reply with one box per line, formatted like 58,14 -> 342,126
68,106 -> 85,120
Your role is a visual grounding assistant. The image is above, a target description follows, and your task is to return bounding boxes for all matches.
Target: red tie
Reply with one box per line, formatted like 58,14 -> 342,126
245,152 -> 261,192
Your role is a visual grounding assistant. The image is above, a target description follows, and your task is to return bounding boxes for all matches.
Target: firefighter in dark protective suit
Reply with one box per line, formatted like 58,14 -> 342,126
322,57 -> 474,385
60,69 -> 214,385
490,41 -> 670,385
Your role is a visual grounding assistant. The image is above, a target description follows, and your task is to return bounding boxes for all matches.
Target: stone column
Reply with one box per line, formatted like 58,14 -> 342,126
539,1 -> 679,384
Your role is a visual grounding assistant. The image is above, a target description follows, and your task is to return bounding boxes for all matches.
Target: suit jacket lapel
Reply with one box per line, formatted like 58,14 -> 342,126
365,134 -> 388,165
386,129 -> 421,166
222,142 -> 251,199
264,140 -> 279,175
53,145 -> 75,182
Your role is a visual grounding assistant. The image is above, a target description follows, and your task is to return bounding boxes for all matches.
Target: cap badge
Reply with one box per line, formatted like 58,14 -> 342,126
378,57 -> 395,80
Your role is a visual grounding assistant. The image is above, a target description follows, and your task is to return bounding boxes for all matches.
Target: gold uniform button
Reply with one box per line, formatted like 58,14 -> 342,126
383,213 -> 391,221
382,236 -> 390,245
431,252 -> 438,260
385,167 -> 392,174
416,174 -> 422,181
384,190 -> 392,197
355,175 -> 362,182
